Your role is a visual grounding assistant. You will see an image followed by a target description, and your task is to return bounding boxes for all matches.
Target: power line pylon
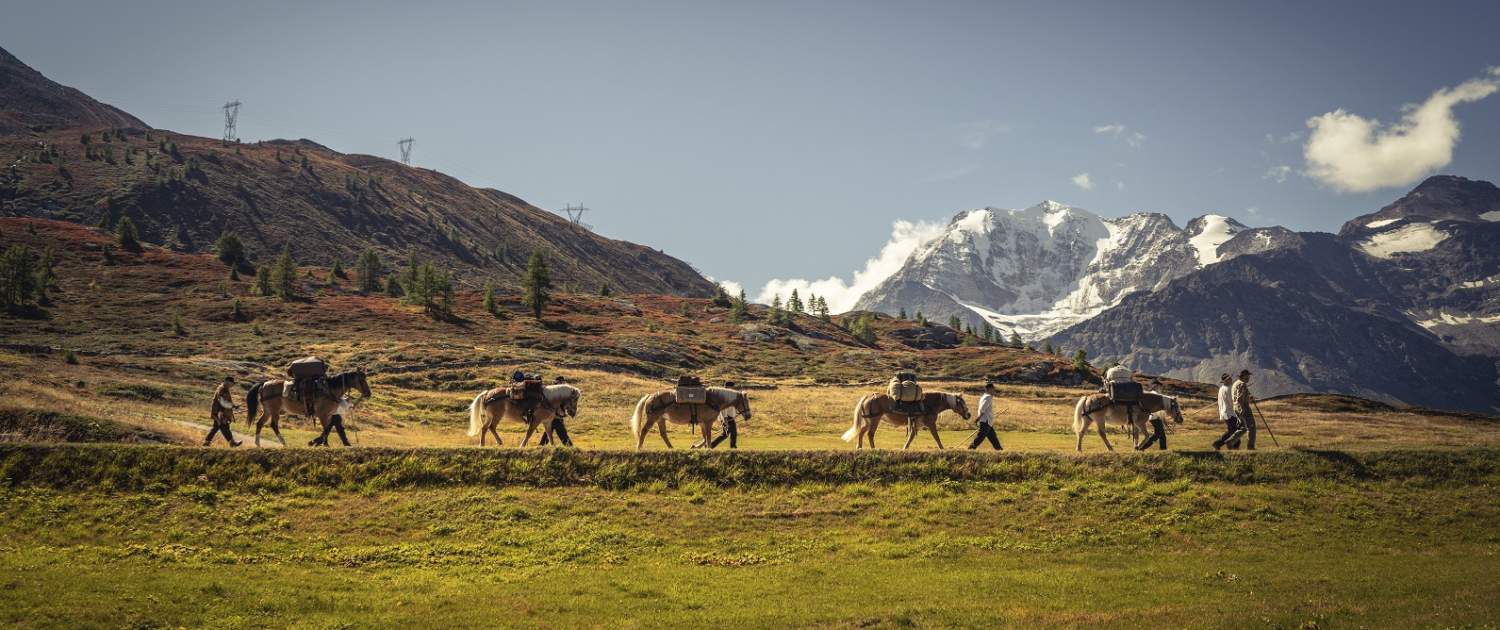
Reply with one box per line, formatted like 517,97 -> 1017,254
561,203 -> 591,230
398,137 -> 414,165
222,101 -> 241,144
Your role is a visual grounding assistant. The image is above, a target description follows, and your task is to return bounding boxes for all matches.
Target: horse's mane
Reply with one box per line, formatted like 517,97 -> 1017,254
545,383 -> 580,402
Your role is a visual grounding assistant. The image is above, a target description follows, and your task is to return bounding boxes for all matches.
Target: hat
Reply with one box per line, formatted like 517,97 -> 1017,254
223,375 -> 235,382
1220,373 -> 1231,382
1239,369 -> 1252,377
983,381 -> 996,389
724,381 -> 737,388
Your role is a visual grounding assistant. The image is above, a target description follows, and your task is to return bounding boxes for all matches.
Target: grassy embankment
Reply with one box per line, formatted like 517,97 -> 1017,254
1,445 -> 1498,627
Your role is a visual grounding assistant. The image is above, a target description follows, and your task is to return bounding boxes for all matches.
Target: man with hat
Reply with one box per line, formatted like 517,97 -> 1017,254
203,375 -> 242,447
1211,373 -> 1241,450
1231,369 -> 1257,449
968,382 -> 1002,450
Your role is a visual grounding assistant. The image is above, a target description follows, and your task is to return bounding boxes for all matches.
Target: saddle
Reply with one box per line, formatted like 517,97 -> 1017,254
509,378 -> 545,401
674,375 -> 709,424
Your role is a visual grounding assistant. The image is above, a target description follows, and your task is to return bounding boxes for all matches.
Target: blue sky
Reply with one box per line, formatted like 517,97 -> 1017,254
4,0 -> 1499,305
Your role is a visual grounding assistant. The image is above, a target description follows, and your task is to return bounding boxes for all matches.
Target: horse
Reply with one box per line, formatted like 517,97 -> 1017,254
1071,391 -> 1183,452
841,392 -> 971,450
245,369 -> 372,447
629,387 -> 752,450
466,383 -> 582,447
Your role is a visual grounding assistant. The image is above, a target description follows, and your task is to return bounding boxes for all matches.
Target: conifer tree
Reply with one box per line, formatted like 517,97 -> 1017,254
116,216 -> 141,252
482,281 -> 497,315
788,289 -> 804,314
356,249 -> 383,293
255,265 -> 272,296
0,245 -> 38,308
599,283 -> 611,297
270,245 -> 297,300
898,307 -> 907,320
522,251 -> 551,319
1042,340 -> 1054,355
1009,331 -> 1023,348
1072,349 -> 1090,373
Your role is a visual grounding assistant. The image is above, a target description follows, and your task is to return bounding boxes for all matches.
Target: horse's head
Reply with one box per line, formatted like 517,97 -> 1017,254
352,368 -> 372,399
1165,395 -> 1183,424
559,385 -> 581,417
948,393 -> 971,420
727,389 -> 752,421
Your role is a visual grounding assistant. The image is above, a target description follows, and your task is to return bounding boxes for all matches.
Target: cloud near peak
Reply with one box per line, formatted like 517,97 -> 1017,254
1071,172 -> 1094,190
755,219 -> 945,313
1303,67 -> 1500,193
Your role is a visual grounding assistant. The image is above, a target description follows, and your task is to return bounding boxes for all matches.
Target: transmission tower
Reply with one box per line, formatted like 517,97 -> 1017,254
221,101 -> 241,144
398,137 -> 414,164
561,203 -> 592,230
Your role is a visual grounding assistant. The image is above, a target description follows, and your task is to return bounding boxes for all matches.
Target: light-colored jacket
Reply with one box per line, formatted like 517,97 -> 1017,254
975,393 -> 994,425
1217,384 -> 1233,420
1105,365 -> 1132,383
1232,380 -> 1253,415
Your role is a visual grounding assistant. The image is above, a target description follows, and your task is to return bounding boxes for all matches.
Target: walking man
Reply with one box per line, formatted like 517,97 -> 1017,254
203,376 -> 242,447
968,382 -> 1002,450
710,381 -> 740,449
1136,377 -> 1168,450
1211,373 -> 1241,450
1232,369 -> 1257,450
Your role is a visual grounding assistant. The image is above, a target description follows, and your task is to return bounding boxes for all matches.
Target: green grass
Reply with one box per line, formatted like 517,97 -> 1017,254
1,445 -> 1498,627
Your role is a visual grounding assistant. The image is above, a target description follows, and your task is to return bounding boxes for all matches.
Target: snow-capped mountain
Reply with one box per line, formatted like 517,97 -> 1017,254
852,201 -> 1245,338
1049,175 -> 1500,413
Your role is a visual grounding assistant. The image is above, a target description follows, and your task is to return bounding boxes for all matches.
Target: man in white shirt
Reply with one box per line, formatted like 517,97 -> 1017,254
1211,373 -> 1243,450
967,382 -> 1002,450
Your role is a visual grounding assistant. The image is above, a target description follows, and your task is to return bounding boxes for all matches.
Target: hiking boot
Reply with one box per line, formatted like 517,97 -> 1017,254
230,440 -> 243,448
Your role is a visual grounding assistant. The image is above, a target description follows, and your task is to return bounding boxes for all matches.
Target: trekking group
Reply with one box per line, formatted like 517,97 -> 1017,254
204,357 -> 1264,453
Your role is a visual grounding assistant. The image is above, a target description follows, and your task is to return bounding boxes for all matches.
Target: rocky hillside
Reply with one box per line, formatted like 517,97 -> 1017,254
0,46 -> 712,296
854,201 -> 1246,338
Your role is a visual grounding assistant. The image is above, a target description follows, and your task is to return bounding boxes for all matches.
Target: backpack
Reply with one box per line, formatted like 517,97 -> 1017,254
889,372 -> 922,403
287,356 -> 328,379
1107,381 -> 1143,405
676,375 -> 707,405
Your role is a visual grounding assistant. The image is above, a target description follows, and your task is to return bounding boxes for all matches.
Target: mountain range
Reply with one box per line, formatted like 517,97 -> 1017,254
0,46 -> 712,296
856,176 -> 1500,413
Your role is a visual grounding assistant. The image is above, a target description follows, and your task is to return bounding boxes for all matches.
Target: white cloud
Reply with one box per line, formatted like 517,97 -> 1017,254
1246,206 -> 1261,216
1071,172 -> 1094,190
1115,180 -> 1125,191
1264,131 -> 1302,144
1263,165 -> 1293,184
707,277 -> 744,299
755,219 -> 945,313
1304,67 -> 1500,193
1094,123 -> 1146,147
957,120 -> 1009,150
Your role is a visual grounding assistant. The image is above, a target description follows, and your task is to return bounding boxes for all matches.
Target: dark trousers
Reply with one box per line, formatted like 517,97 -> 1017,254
968,422 -> 1001,450
1137,417 -> 1166,450
710,419 -> 738,449
1214,416 -> 1242,449
1240,410 -> 1257,450
204,406 -> 239,446
538,419 -> 572,446
310,414 -> 350,447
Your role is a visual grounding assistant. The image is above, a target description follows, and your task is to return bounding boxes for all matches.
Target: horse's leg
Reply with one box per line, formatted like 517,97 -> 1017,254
254,411 -> 266,448
657,416 -> 674,449
1076,415 -> 1090,452
700,419 -> 713,451
902,420 -> 918,450
926,417 -> 945,450
636,416 -> 652,450
521,421 -> 537,447
868,417 -> 880,449
270,411 -> 286,447
1097,416 -> 1115,452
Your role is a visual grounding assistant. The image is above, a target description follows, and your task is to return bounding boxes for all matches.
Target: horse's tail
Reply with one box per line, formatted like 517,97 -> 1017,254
629,394 -> 652,441
1072,396 -> 1087,435
841,396 -> 865,442
246,382 -> 263,424
467,391 -> 487,437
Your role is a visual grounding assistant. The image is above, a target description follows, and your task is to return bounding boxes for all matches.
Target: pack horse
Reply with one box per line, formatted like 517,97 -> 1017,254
245,357 -> 372,447
842,371 -> 971,449
629,377 -> 752,450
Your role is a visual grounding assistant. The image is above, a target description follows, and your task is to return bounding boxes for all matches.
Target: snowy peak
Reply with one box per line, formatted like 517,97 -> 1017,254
854,201 -> 1248,340
1185,214 -> 1247,266
1340,175 -> 1500,237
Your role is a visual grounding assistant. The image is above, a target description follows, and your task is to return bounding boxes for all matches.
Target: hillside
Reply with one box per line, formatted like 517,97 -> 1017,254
0,218 -> 1081,386
0,46 -> 711,296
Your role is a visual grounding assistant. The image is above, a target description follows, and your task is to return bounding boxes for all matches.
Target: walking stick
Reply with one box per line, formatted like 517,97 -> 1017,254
1251,399 -> 1280,447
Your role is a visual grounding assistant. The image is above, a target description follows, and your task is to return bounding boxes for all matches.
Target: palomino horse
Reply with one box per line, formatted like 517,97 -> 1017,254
1072,391 -> 1183,452
466,383 -> 581,447
841,392 -> 971,450
629,387 -> 752,450
245,370 -> 372,447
